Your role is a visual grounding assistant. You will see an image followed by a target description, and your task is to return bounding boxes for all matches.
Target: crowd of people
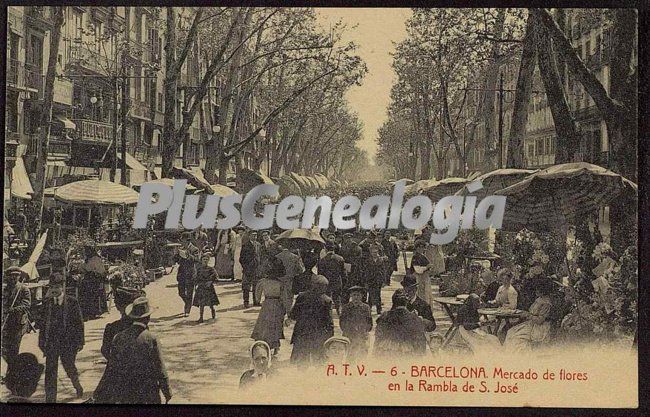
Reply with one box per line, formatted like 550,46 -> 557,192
2,224 -> 564,403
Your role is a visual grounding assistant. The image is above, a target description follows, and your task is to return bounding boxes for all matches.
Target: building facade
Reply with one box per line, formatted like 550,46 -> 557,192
442,9 -> 617,178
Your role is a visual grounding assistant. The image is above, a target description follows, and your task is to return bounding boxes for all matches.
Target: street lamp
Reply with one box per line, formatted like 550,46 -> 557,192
89,95 -> 98,104
259,128 -> 267,140
212,125 -> 221,134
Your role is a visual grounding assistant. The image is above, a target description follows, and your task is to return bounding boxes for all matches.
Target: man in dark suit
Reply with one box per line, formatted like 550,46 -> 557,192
38,272 -> 85,402
287,275 -> 334,367
317,243 -> 346,315
99,297 -> 172,404
2,266 -> 31,373
239,231 -> 261,308
380,231 -> 399,286
401,274 -> 436,332
362,245 -> 388,314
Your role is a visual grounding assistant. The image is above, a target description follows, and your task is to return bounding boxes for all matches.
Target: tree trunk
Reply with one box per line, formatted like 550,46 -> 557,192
162,8 -> 178,178
535,15 -> 581,164
32,6 -> 64,236
482,8 -> 506,170
419,140 -> 432,180
506,14 -> 536,168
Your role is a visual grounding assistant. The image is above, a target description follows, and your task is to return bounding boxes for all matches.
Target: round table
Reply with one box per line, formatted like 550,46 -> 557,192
477,307 -> 526,335
432,296 -> 467,347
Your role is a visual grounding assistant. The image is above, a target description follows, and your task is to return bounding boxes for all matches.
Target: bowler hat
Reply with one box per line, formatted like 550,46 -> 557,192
115,287 -> 144,311
125,296 -> 152,319
401,274 -> 417,289
348,285 -> 367,294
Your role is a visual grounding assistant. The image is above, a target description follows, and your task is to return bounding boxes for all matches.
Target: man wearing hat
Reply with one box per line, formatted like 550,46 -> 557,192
401,274 -> 436,332
2,266 -> 31,375
317,242 -> 346,315
287,275 -> 334,367
339,285 -> 373,361
102,297 -> 172,404
37,272 -> 85,402
380,231 -> 399,286
175,232 -> 200,316
100,287 -> 144,360
4,352 -> 44,402
323,336 -> 350,364
239,230 -> 262,308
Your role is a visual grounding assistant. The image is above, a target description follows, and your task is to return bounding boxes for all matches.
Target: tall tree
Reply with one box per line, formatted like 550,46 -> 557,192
32,6 -> 65,237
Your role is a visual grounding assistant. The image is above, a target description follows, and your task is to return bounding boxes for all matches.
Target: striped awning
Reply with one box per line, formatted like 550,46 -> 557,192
496,162 -> 637,232
54,179 -> 140,205
11,157 -> 34,200
118,152 -> 148,171
455,168 -> 538,199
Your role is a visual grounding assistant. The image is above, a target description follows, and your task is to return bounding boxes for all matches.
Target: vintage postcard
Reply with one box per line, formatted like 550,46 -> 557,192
2,5 -> 639,409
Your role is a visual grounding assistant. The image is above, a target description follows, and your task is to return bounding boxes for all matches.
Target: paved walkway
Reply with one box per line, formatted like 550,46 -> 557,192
2,260 -> 452,403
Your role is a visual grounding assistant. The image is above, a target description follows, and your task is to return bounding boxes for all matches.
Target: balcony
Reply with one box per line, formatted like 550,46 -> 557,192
73,119 -> 114,145
131,101 -> 152,121
26,6 -> 53,29
24,63 -> 43,91
28,135 -> 71,160
69,45 -> 113,76
7,59 -> 19,85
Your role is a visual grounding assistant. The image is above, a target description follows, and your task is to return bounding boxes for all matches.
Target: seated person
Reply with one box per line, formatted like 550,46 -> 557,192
239,341 -> 276,390
489,267 -> 519,309
504,278 -> 554,353
454,294 -> 501,353
4,353 -> 45,403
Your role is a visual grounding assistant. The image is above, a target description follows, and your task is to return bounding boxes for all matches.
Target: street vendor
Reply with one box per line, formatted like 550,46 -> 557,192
409,240 -> 433,306
504,278 -> 554,352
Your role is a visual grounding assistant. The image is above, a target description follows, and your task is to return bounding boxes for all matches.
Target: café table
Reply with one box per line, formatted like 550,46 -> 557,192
432,296 -> 467,348
477,307 -> 526,335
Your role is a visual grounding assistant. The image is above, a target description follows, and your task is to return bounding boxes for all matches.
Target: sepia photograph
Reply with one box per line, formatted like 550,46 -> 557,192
1,5 -> 640,408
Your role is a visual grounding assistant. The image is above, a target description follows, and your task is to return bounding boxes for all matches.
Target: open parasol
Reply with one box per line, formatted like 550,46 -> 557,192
496,162 -> 637,232
421,177 -> 468,202
276,228 -> 325,244
455,168 -> 538,199
54,180 -> 140,205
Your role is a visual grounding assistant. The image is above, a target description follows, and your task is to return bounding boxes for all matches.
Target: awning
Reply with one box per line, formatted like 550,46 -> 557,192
118,152 -> 148,171
11,157 -> 34,200
55,115 -> 76,130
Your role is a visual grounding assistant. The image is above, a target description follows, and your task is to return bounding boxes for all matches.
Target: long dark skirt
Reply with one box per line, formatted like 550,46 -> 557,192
79,275 -> 107,320
251,298 -> 285,349
192,282 -> 220,307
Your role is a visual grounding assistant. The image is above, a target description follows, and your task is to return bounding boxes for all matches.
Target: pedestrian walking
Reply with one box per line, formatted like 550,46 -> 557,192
214,229 -> 235,280
380,231 -> 399,286
317,242 -> 346,314
339,285 -> 372,361
174,232 -> 199,316
99,297 -> 172,404
100,287 -> 143,360
251,258 -> 287,355
192,251 -> 220,323
362,245 -> 388,314
287,275 -> 334,367
2,266 -> 31,375
37,272 -> 85,403
3,352 -> 44,403
239,231 -> 261,308
275,246 -> 305,312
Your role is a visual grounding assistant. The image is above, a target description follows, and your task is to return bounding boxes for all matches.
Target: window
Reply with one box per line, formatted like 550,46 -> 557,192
536,138 -> 545,156
72,10 -> 83,41
6,91 -> 19,132
27,35 -> 44,67
158,92 -> 163,112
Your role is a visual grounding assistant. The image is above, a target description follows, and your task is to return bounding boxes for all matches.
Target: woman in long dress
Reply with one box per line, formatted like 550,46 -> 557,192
192,251 -> 220,323
410,240 -> 433,306
214,229 -> 235,280
504,278 -> 553,353
251,258 -> 287,355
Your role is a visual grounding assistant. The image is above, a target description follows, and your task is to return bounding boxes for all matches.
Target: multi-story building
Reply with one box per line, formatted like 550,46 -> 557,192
442,9 -> 617,177
5,6 -> 209,200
